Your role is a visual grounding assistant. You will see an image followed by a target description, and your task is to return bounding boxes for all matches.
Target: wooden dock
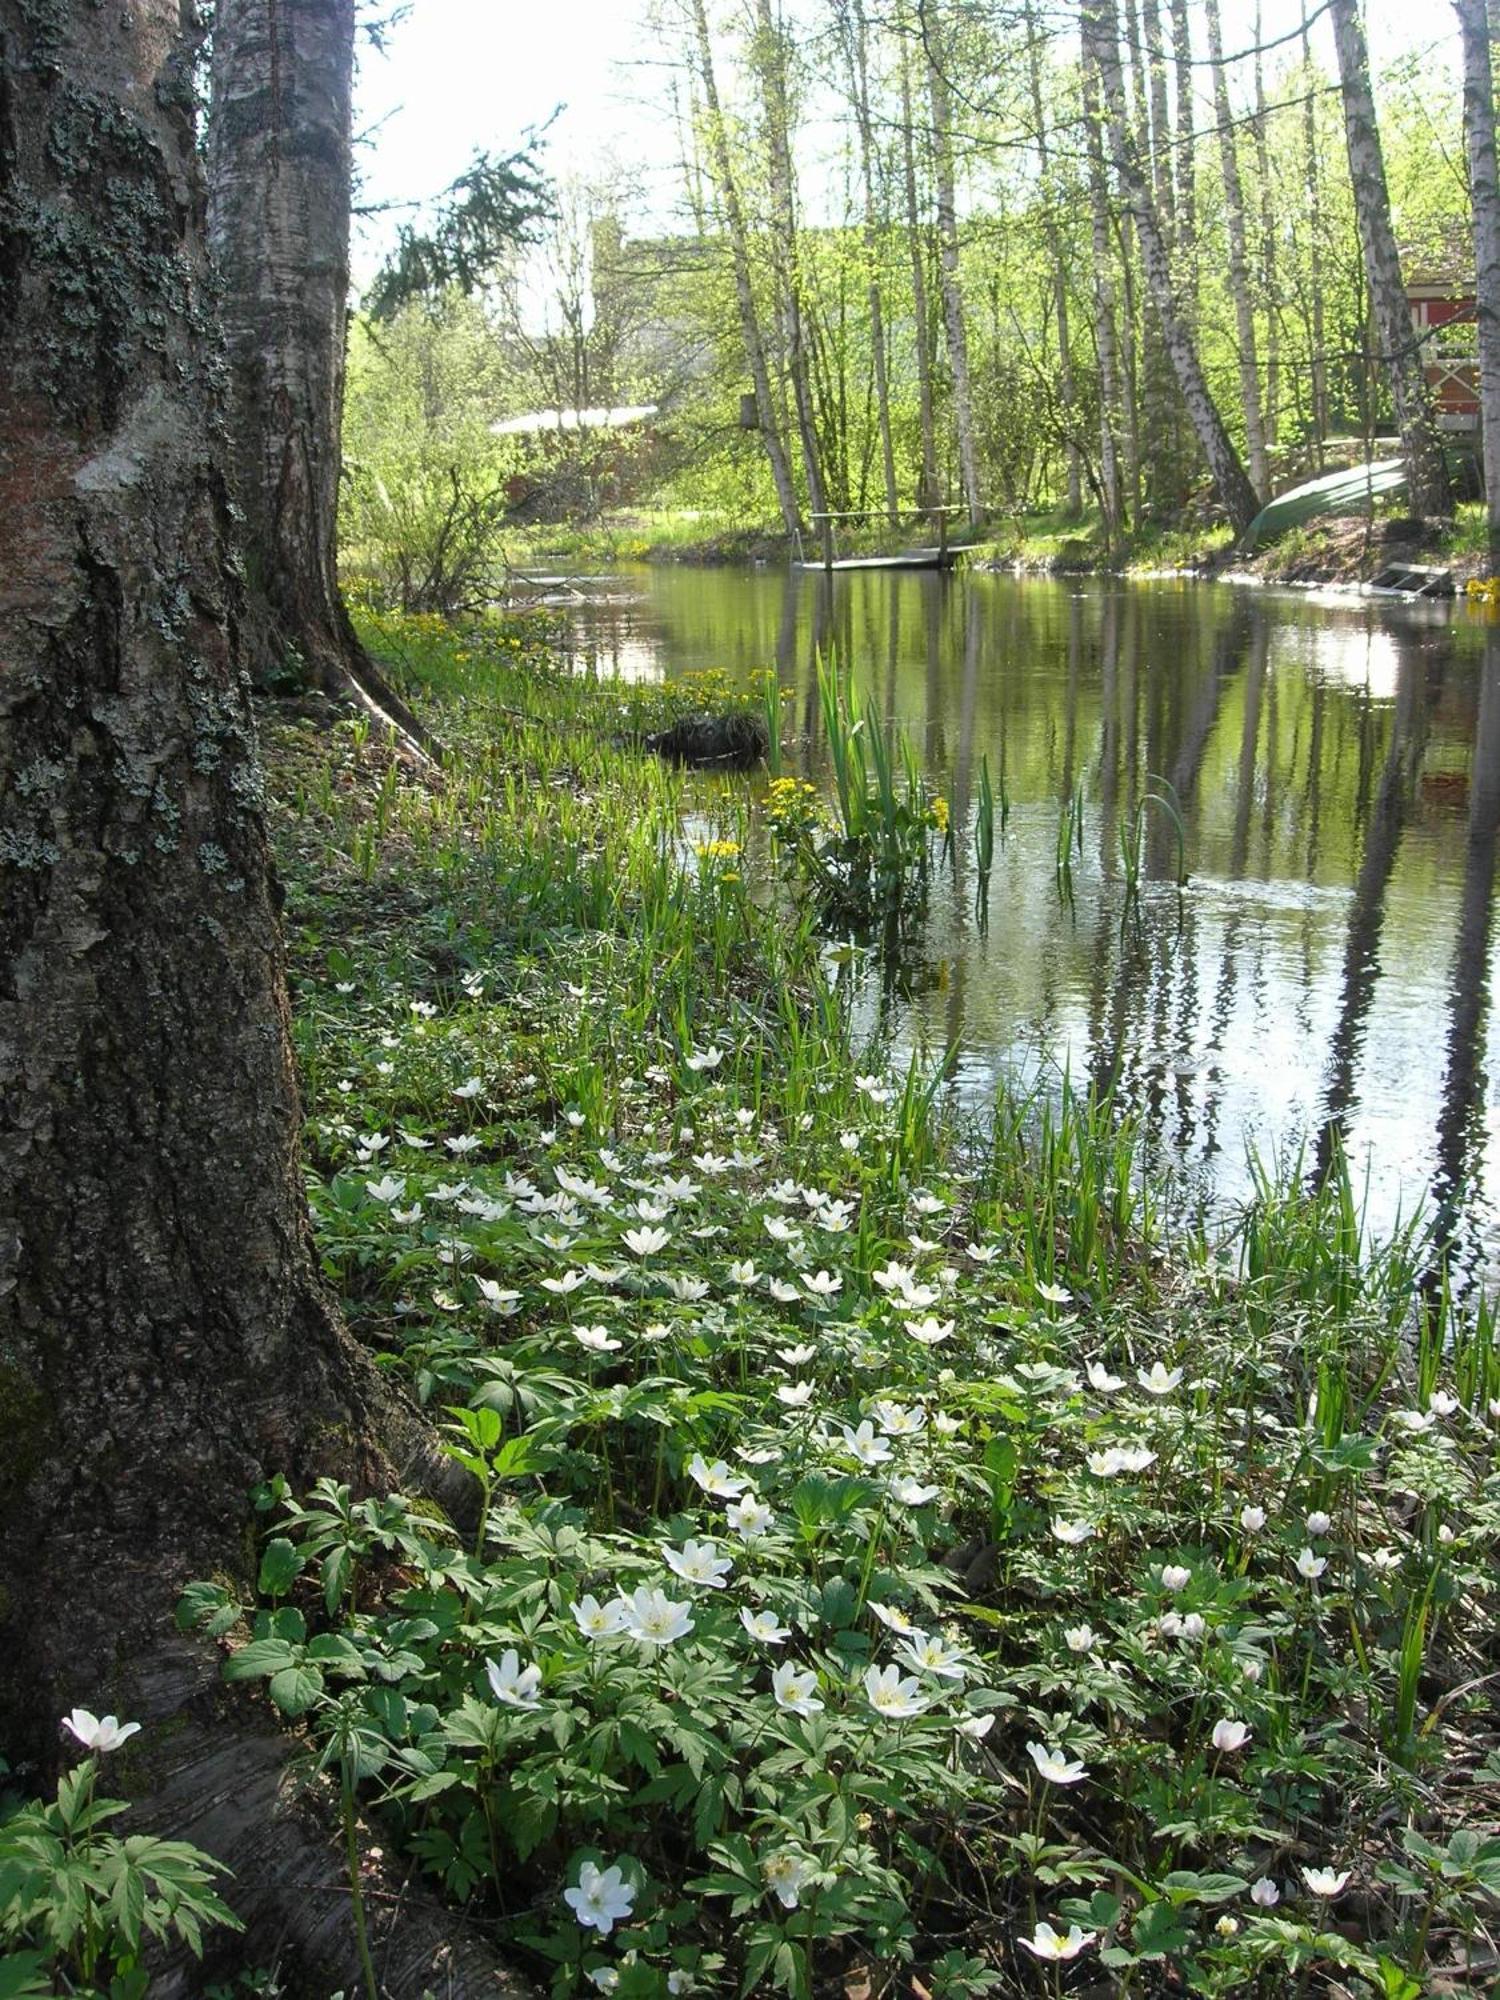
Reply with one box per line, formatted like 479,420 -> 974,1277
1365,563 -> 1455,599
799,504 -> 970,573
794,547 -> 962,573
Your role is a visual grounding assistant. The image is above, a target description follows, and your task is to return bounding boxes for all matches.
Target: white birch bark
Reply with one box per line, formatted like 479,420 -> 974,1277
1206,0 -> 1270,497
1253,5 -> 1280,448
752,0 -> 829,521
1080,27 -> 1126,537
1084,0 -> 1262,535
1457,0 -> 1500,556
898,19 -> 942,513
1302,0 -> 1330,452
687,0 -> 802,533
838,0 -> 901,525
926,0 -> 983,526
1026,0 -> 1082,512
1169,0 -> 1197,311
1329,0 -> 1449,515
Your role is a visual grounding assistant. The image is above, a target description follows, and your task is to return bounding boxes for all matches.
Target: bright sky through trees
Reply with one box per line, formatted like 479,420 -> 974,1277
353,0 -> 1457,286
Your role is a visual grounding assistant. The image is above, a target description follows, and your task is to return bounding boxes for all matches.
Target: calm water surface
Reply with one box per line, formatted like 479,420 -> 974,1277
549,565 -> 1500,1271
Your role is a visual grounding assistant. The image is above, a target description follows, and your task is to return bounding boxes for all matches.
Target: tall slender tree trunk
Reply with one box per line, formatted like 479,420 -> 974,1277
1253,5 -> 1280,452
1026,0 -> 1082,512
688,0 -> 802,532
1206,0 -> 1270,496
1141,0 -> 1175,228
208,0 -> 426,750
1457,0 -> 1500,558
1302,0 -> 1330,455
1328,0 -> 1450,514
1081,32 -> 1126,539
1084,0 -> 1262,535
1169,0 -> 1197,309
1115,219 -> 1144,521
925,0 -> 983,526
1124,0 -> 1176,513
752,0 -> 828,521
0,5 -> 511,1989
841,0 -> 901,525
898,21 -> 941,512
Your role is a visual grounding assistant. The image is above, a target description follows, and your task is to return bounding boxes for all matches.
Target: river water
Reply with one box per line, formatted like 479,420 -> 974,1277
548,564 -> 1500,1272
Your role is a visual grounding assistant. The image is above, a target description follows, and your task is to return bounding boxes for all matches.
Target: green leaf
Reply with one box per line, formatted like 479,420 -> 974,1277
0,1952 -> 54,1999
982,1436 -> 1018,1537
493,1432 -> 547,1479
306,1632 -> 367,1674
175,1581 -> 241,1638
1160,1870 -> 1248,1905
1371,1961 -> 1425,2000
322,1546 -> 353,1615
107,1856 -> 147,1951
257,1537 -> 306,1599
221,1638 -> 298,1682
402,1768 -> 462,1802
1132,1899 -> 1192,1957
268,1664 -> 325,1716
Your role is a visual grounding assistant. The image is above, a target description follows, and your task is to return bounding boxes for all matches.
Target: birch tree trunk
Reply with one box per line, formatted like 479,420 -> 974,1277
1169,0 -> 1197,310
1140,0 -> 1175,229
1253,6 -> 1281,450
1328,0 -> 1450,515
752,0 -> 828,521
1206,0 -> 1270,496
207,0 -> 427,750
1084,0 -> 1262,535
1302,0 -> 1330,454
1123,0 -> 1177,513
1080,31 -> 1126,539
1457,0 -> 1500,558
1026,0 -> 1082,512
0,5 -> 515,1989
839,0 -> 901,525
898,20 -> 942,513
926,0 -> 983,526
687,0 -> 803,532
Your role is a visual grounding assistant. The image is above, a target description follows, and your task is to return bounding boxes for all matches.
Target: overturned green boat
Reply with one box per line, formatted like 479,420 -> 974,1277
1244,457 -> 1408,549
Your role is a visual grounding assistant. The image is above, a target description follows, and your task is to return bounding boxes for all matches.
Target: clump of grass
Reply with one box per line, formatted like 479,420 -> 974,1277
764,655 -> 945,942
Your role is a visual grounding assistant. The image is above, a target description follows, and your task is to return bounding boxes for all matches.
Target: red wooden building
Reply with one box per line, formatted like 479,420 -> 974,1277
1407,280 -> 1480,430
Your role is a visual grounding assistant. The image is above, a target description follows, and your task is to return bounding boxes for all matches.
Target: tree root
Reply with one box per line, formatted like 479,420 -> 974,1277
139,1634 -> 535,1999
329,603 -> 444,772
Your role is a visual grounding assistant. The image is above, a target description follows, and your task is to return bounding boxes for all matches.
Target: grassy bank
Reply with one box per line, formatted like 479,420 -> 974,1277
172,615 -> 1500,1999
496,500 -> 1500,593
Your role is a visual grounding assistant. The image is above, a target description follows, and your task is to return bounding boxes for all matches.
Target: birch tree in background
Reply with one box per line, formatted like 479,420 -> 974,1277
1328,0 -> 1450,515
752,0 -> 829,520
687,0 -> 803,532
1080,16 -> 1126,539
1252,4 -> 1281,451
1301,0 -> 1331,454
835,0 -> 901,526
1025,0 -> 1082,514
898,12 -> 942,513
1206,0 -> 1270,495
1456,0 -> 1500,558
1169,0 -> 1197,309
925,0 -> 984,526
1084,0 -> 1262,535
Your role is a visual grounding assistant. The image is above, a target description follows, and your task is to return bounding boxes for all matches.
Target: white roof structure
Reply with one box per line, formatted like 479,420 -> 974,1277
490,404 -> 658,436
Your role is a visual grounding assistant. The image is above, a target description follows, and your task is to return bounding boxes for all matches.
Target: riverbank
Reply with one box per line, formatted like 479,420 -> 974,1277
502,503 -> 1498,596
177,615 -> 1500,1997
